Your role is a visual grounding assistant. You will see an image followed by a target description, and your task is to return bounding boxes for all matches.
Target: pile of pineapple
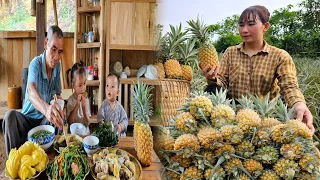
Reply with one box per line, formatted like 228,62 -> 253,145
155,89 -> 320,180
155,17 -> 219,81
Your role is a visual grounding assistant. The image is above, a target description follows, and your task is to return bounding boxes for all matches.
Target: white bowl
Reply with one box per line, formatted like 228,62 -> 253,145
83,136 -> 99,156
28,125 -> 55,151
50,99 -> 65,110
70,123 -> 86,136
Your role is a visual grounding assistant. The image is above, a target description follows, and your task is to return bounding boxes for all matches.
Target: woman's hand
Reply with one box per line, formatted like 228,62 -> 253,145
294,102 -> 315,135
200,63 -> 220,80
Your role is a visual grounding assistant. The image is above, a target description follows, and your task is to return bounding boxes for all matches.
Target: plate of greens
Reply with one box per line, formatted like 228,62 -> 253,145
92,122 -> 119,148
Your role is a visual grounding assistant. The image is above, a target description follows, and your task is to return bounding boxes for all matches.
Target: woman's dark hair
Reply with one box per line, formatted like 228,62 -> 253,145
239,5 -> 270,24
66,61 -> 86,87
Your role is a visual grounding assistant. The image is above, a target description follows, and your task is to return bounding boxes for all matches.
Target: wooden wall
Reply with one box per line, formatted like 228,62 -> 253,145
0,31 -> 74,104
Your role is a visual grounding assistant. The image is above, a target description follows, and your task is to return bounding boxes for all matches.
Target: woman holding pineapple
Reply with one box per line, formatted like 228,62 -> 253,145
200,5 -> 315,134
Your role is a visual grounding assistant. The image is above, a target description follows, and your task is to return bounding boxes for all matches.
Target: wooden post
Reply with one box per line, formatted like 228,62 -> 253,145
53,0 -> 58,26
36,0 -> 46,55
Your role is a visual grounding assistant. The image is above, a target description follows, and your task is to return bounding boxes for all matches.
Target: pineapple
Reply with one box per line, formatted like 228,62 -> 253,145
180,166 -> 203,180
174,134 -> 200,153
254,146 -> 279,165
181,65 -> 193,81
273,158 -> 300,179
167,170 -> 180,180
197,127 -> 223,150
214,144 -> 236,157
244,159 -> 264,177
210,89 -> 236,128
220,125 -> 244,144
252,129 -> 272,147
236,140 -> 255,158
211,104 -> 236,128
132,79 -> 154,166
200,150 -> 216,165
223,158 -> 243,175
187,17 -> 219,70
170,154 -> 193,168
157,133 -> 175,151
286,120 -> 313,139
175,112 -> 197,133
280,142 -> 304,160
298,154 -> 320,174
270,124 -> 293,144
164,24 -> 186,79
236,96 -> 261,134
190,96 -> 213,120
165,59 -> 183,79
154,26 -> 167,79
179,39 -> 198,81
204,167 -> 225,180
239,174 -> 251,180
271,99 -> 312,143
178,91 -> 213,121
260,170 -> 280,180
259,117 -> 282,129
296,172 -> 319,180
154,62 -> 165,79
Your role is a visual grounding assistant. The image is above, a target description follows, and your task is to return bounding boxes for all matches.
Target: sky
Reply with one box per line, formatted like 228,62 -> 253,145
157,0 -> 302,33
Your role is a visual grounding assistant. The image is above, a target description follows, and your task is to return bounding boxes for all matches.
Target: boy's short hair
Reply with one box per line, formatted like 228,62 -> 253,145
107,73 -> 120,88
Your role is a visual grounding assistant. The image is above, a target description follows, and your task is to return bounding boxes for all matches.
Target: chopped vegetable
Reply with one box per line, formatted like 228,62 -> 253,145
31,130 -> 52,139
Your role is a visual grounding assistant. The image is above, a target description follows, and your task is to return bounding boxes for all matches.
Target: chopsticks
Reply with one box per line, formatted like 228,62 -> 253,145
54,94 -> 69,147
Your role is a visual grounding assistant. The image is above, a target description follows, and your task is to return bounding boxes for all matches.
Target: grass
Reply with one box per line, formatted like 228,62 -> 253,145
294,57 -> 320,140
190,57 -> 320,141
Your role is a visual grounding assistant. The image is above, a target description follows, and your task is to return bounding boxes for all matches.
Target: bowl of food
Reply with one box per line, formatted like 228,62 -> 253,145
27,125 -> 55,151
70,123 -> 86,136
83,136 -> 99,156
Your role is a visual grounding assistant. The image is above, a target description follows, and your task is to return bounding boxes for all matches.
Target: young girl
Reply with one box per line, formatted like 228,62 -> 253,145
66,62 -> 91,134
202,5 -> 314,133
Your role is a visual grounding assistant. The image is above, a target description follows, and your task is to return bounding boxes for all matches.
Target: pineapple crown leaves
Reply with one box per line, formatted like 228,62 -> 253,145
274,99 -> 295,122
237,95 -> 255,110
186,16 -> 212,47
132,78 -> 153,124
167,23 -> 188,60
249,92 -> 279,118
178,38 -> 198,66
210,88 -> 232,106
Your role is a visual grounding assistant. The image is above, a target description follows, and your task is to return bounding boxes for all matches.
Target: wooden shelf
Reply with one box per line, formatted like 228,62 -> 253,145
86,80 -> 100,86
77,42 -> 101,49
110,44 -> 158,51
120,77 -> 160,85
120,77 -> 190,85
78,6 -> 101,13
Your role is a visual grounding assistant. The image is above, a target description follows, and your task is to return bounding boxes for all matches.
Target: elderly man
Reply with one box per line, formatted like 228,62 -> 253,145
2,25 -> 65,157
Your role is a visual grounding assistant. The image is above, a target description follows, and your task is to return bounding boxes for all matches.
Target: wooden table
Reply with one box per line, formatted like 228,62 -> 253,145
0,137 -> 164,180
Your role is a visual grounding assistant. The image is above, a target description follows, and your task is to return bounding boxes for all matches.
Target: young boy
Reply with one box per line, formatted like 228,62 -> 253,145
97,74 -> 128,136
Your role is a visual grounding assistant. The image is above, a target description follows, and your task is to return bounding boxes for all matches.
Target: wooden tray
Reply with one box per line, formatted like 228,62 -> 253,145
88,147 -> 142,180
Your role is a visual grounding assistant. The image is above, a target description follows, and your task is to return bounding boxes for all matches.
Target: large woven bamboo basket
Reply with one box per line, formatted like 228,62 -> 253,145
155,79 -> 190,126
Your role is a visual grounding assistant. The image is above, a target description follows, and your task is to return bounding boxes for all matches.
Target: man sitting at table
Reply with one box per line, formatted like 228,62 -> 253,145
2,25 -> 65,157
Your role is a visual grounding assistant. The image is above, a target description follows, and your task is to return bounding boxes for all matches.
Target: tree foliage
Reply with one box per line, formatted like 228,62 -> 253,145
0,0 -> 75,32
